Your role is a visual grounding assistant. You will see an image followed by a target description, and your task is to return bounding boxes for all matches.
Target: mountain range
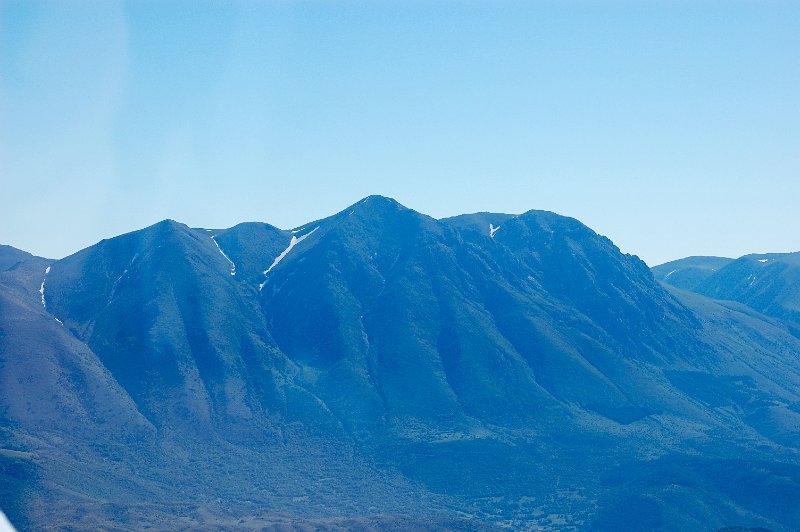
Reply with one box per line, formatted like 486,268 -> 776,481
2,196 -> 800,530
654,253 -> 800,333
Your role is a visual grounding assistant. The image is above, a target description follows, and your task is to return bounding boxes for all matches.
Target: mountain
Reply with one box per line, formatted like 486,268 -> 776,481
1,228 -> 462,529
3,197 -> 800,530
652,256 -> 734,291
655,252 -> 800,330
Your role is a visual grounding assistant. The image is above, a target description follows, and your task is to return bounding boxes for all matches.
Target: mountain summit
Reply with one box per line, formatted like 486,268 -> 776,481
3,197 -> 800,530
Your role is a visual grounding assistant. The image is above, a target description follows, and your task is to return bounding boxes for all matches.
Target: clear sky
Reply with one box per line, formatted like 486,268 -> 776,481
1,1 -> 798,266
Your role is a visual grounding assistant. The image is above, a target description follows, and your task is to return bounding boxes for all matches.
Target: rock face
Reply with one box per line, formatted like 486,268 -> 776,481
3,196 -> 800,530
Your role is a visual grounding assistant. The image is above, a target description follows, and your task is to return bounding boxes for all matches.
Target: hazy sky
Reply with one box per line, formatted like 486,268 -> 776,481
1,1 -> 798,265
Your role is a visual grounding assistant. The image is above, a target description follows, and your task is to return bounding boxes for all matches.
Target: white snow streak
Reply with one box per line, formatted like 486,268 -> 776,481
39,266 -> 51,308
210,235 -> 236,276
758,259 -> 770,263
291,227 -> 305,234
489,224 -> 500,238
109,253 -> 138,302
665,269 -> 678,278
259,227 -> 319,291
0,509 -> 17,532
112,269 -> 128,292
38,266 -> 63,326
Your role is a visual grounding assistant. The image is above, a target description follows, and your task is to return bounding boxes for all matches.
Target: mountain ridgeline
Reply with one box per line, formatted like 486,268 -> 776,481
2,196 -> 800,530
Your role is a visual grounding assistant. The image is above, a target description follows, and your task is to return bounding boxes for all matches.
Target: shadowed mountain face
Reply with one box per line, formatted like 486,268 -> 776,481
3,196 -> 800,530
655,252 -> 800,329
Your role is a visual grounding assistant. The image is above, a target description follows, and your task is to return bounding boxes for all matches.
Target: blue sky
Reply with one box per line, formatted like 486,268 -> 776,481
1,1 -> 798,265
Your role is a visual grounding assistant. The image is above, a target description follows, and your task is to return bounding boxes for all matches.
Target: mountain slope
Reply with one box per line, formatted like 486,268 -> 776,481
591,284 -> 800,530
0,247 -> 154,529
43,219 -> 285,437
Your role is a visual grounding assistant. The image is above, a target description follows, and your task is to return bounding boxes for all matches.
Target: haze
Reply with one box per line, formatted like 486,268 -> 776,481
1,1 -> 798,265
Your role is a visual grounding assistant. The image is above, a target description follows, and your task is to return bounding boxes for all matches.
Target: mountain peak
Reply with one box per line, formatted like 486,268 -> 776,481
358,194 -> 403,206
347,195 -> 408,216
150,218 -> 189,232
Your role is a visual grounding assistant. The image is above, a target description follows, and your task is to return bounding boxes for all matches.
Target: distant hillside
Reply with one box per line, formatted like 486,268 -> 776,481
652,256 -> 734,291
655,252 -> 800,329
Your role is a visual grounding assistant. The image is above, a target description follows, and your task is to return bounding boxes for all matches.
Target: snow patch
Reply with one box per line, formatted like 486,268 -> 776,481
527,275 -> 543,289
210,235 -> 236,276
38,265 -> 65,325
489,224 -> 500,238
291,227 -> 305,234
259,227 -> 319,291
758,259 -> 770,263
113,269 -> 129,289
39,266 -> 51,308
0,509 -> 17,532
665,269 -> 678,278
